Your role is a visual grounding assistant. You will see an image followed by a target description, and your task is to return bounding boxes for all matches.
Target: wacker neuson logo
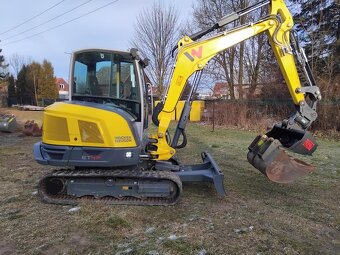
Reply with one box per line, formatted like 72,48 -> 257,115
115,136 -> 132,143
184,46 -> 203,61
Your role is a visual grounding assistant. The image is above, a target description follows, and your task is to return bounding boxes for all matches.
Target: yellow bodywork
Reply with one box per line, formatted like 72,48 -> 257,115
155,100 -> 205,121
42,102 -> 137,148
151,0 -> 306,160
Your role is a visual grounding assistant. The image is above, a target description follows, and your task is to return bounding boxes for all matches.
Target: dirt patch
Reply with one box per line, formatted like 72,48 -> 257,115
36,232 -> 91,255
0,132 -> 23,145
0,107 -> 43,127
0,242 -> 16,255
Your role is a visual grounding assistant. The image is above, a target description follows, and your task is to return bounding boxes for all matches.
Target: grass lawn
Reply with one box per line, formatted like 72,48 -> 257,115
0,122 -> 339,254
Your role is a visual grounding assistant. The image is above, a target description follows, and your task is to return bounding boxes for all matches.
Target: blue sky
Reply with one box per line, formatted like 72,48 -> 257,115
0,0 -> 194,81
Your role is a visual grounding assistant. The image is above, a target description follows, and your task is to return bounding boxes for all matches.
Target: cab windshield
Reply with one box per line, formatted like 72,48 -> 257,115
72,51 -> 141,119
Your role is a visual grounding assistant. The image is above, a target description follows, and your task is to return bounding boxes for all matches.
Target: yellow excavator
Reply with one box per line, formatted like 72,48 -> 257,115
34,0 -> 321,205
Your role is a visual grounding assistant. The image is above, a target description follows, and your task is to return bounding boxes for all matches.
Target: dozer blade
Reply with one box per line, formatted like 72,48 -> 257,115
247,134 -> 315,183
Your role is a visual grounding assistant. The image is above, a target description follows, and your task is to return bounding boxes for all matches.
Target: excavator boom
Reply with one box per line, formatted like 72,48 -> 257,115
150,0 -> 321,183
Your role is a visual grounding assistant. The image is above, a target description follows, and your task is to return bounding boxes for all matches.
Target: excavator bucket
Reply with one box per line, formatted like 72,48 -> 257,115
0,114 -> 17,133
247,126 -> 317,183
264,150 -> 314,183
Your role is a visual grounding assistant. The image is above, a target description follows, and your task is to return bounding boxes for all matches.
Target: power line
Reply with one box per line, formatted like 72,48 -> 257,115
2,0 -> 93,41
0,0 -> 66,36
2,0 -> 120,46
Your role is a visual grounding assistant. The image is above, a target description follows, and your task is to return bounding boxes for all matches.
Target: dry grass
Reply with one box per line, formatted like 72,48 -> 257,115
203,100 -> 340,134
0,122 -> 339,255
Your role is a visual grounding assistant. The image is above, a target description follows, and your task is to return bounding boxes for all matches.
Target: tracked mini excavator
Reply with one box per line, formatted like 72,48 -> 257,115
34,0 -> 321,205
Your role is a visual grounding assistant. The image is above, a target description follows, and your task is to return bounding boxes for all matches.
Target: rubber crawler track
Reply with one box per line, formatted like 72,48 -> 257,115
38,169 -> 182,206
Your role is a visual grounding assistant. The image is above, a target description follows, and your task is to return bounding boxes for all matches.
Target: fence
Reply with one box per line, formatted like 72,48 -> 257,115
154,101 -> 205,122
202,99 -> 340,132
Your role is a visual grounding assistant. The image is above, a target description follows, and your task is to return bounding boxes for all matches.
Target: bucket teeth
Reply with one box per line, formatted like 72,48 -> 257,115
247,135 -> 314,183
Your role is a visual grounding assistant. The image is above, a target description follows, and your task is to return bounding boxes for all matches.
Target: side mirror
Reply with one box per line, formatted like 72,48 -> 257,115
146,83 -> 154,114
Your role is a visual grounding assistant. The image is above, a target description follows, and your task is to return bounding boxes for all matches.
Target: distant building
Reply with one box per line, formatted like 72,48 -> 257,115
197,91 -> 213,100
213,82 -> 229,98
56,78 -> 69,100
212,82 -> 264,99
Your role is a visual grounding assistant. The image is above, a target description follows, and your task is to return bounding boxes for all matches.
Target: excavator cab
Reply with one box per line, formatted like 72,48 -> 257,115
72,49 -> 145,123
35,49 -> 150,168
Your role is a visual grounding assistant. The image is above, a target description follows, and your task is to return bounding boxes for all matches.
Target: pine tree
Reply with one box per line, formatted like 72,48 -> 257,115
293,0 -> 339,75
27,61 -> 42,105
7,75 -> 15,97
7,75 -> 16,106
39,60 -> 58,100
0,49 -> 8,82
16,65 -> 32,104
26,60 -> 58,104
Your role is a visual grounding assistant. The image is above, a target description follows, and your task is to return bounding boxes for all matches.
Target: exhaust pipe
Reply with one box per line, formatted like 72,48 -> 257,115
247,126 -> 317,183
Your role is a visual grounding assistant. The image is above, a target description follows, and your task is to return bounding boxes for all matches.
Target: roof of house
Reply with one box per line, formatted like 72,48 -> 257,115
213,82 -> 228,95
55,77 -> 68,85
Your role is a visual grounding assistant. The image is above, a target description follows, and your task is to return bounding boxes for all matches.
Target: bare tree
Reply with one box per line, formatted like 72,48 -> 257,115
192,0 -> 270,99
8,53 -> 27,79
192,0 -> 236,98
131,2 -> 179,97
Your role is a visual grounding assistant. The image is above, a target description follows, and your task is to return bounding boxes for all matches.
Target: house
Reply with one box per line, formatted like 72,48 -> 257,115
213,82 -> 229,98
212,82 -> 264,99
56,78 -> 69,100
197,91 -> 213,100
